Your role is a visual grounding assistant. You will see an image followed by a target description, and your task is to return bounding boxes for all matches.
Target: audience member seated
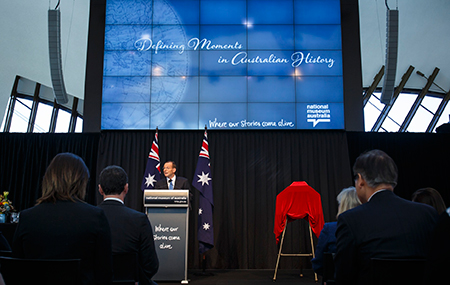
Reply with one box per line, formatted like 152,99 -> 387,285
334,150 -> 438,285
413,187 -> 449,284
424,207 -> 450,284
98,165 -> 159,285
412,187 -> 446,215
311,186 -> 361,276
12,153 -> 113,284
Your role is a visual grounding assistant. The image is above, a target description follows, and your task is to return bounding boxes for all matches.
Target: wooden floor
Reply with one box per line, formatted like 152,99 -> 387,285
157,269 -> 320,285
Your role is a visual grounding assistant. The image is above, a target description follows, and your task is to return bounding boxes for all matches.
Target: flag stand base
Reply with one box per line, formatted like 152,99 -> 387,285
194,254 -> 214,276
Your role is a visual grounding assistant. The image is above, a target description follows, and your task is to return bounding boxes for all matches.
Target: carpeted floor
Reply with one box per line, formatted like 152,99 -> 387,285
157,269 -> 321,285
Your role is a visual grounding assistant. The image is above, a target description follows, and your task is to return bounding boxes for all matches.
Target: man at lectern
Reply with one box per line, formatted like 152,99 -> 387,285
98,165 -> 159,285
155,161 -> 190,190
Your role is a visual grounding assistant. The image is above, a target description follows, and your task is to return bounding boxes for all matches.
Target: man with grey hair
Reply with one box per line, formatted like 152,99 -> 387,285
334,150 -> 438,285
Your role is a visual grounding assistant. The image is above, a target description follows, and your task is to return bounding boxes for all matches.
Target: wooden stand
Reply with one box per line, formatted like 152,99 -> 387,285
273,219 -> 318,282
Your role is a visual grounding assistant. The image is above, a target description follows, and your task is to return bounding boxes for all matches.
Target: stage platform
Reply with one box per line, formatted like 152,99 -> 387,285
158,269 -> 320,285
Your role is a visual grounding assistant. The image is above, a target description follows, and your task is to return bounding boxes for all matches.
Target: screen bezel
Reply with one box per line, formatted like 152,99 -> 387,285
83,0 -> 363,132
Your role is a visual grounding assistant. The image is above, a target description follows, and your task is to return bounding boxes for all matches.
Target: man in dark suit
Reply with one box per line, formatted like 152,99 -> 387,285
155,161 -> 190,190
98,165 -> 159,285
334,150 -> 438,285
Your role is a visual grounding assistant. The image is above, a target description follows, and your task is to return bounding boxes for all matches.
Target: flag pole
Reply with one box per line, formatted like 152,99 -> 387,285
193,125 -> 214,276
202,125 -> 208,275
201,125 -> 212,275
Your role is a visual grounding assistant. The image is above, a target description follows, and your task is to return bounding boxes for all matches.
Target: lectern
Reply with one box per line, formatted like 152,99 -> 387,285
144,190 -> 189,284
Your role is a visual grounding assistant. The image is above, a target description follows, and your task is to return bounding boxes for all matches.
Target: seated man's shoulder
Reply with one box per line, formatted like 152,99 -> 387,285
104,204 -> 149,221
400,197 -> 438,216
112,207 -> 152,231
75,201 -> 107,216
123,206 -> 148,218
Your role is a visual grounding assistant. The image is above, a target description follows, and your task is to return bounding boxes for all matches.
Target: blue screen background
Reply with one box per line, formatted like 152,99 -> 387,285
102,0 -> 344,130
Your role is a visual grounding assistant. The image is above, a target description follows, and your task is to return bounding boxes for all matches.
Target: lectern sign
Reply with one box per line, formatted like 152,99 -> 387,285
153,223 -> 181,250
144,194 -> 188,206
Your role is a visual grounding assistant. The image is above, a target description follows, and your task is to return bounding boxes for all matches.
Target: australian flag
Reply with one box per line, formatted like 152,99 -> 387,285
141,130 -> 161,191
192,129 -> 214,254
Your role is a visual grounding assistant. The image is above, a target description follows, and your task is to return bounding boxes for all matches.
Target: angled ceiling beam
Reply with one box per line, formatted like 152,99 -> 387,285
363,66 -> 384,106
371,65 -> 415,132
399,67 -> 440,132
69,97 -> 79,133
27,83 -> 41,133
427,89 -> 450,132
3,76 -> 21,132
49,100 -> 60,133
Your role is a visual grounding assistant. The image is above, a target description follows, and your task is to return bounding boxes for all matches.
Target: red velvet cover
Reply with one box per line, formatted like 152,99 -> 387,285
274,181 -> 325,244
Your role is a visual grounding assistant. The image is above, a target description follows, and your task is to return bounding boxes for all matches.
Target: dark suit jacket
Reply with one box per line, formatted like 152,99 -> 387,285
334,190 -> 438,285
311,221 -> 337,275
424,209 -> 450,284
98,200 -> 158,285
155,176 -> 190,190
12,200 -> 113,285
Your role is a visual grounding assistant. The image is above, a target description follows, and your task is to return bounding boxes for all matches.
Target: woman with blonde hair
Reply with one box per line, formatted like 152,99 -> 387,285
336,186 -> 362,217
312,186 -> 361,276
13,153 -> 113,284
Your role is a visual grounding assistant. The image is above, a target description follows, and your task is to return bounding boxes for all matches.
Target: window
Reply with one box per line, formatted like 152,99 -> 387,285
8,97 -> 32,133
33,102 -> 53,133
1,76 -> 83,133
364,90 -> 448,133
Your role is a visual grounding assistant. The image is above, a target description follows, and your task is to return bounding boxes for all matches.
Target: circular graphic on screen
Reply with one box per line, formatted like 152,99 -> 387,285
148,0 -> 189,128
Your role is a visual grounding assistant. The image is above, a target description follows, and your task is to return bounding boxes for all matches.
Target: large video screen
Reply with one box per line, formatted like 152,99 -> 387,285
102,0 -> 344,130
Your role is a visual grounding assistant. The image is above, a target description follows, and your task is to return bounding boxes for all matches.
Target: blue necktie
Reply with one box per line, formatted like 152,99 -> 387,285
169,179 -> 173,190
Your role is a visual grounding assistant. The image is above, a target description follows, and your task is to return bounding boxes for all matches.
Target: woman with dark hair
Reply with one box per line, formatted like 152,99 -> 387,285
413,188 -> 450,284
13,153 -> 113,284
412,187 -> 446,215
